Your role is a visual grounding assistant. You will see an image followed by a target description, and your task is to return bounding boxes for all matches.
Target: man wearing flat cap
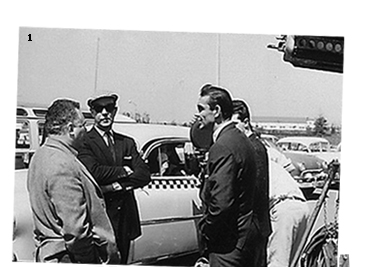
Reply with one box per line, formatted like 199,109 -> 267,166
78,93 -> 151,264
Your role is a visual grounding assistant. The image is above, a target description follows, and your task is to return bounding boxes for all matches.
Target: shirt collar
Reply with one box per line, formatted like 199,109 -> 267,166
213,120 -> 234,142
94,125 -> 113,137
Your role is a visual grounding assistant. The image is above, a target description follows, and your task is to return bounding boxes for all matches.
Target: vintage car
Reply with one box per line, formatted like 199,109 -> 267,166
260,135 -> 328,198
276,136 -> 341,163
13,109 -> 203,264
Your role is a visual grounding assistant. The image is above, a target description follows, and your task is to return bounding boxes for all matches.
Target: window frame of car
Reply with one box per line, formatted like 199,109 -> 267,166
309,141 -> 330,152
142,137 -> 197,178
15,116 -> 45,169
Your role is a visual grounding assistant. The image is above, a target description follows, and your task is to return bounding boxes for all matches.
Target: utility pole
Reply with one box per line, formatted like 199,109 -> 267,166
217,33 -> 221,85
94,37 -> 100,94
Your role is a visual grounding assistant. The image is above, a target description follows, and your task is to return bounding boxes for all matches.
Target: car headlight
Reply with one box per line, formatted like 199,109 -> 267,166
321,161 -> 328,170
303,172 -> 313,179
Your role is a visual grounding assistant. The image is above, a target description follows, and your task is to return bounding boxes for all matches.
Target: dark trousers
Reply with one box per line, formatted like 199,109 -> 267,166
117,235 -> 131,264
254,236 -> 268,267
209,244 -> 255,267
106,197 -> 132,264
208,216 -> 263,267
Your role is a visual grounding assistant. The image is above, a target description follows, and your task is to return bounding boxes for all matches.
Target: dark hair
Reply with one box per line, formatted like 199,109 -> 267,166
232,99 -> 251,122
44,99 -> 80,136
200,84 -> 233,120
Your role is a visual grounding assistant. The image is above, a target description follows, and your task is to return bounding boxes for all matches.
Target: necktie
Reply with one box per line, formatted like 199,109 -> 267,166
105,132 -> 116,163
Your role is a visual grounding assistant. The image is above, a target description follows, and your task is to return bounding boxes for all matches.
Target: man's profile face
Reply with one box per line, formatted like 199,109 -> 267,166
91,101 -> 117,131
196,95 -> 216,130
71,109 -> 87,148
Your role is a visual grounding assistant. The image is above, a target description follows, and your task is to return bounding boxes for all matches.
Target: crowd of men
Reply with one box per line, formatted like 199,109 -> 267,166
26,84 -> 310,266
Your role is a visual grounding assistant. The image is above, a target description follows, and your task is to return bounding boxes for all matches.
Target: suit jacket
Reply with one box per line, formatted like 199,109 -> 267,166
249,133 -> 272,238
77,127 -> 151,240
27,136 -> 117,263
199,123 -> 258,253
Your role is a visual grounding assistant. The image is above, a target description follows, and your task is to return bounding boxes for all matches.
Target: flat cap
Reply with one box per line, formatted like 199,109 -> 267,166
87,93 -> 118,108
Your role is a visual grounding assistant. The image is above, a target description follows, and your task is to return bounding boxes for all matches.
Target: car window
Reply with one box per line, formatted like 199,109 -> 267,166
37,120 -> 45,145
17,108 -> 28,116
16,119 -> 30,149
278,142 -> 290,151
15,119 -> 32,170
321,142 -> 330,152
309,142 -> 321,152
33,109 -> 47,118
146,141 -> 199,177
297,143 -> 309,152
290,142 -> 299,151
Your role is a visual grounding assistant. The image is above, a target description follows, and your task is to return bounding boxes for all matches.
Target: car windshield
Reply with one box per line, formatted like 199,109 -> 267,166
16,119 -> 30,149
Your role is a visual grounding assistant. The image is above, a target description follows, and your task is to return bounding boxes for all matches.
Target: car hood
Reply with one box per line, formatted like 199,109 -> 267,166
283,151 -> 324,169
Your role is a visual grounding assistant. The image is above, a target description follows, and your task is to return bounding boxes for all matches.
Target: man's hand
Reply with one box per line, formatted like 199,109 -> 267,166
190,114 -> 202,127
104,242 -> 121,264
123,166 -> 133,176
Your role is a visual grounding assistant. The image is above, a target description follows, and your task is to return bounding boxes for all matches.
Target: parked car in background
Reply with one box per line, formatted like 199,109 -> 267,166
13,109 -> 203,264
276,136 -> 341,163
260,135 -> 328,198
259,133 -> 279,144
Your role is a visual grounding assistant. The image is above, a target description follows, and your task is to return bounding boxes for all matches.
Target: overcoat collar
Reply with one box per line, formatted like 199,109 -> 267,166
213,120 -> 234,142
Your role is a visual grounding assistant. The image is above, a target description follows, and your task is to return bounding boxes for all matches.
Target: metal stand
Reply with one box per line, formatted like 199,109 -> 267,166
289,161 -> 340,267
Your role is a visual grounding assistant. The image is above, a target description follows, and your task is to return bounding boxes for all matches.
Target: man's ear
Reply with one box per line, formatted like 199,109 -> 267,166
214,104 -> 222,119
67,122 -> 75,137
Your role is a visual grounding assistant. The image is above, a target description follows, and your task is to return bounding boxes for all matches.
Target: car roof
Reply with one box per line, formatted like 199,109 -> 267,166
112,123 -> 190,151
277,136 -> 330,146
260,134 -> 277,139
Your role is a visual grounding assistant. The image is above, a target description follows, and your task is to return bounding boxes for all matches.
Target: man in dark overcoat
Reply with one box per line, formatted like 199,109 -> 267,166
195,84 -> 262,267
232,99 -> 272,267
78,94 -> 151,264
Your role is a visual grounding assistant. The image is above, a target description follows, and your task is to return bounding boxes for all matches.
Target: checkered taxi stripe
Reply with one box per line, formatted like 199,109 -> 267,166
146,178 -> 200,190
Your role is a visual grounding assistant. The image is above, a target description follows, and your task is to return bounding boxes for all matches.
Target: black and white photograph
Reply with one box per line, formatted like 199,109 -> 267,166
3,1 -> 370,267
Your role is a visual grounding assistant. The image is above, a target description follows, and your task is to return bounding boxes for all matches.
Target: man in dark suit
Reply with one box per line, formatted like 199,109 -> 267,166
78,94 -> 151,264
195,84 -> 261,267
232,99 -> 272,267
28,99 -> 120,264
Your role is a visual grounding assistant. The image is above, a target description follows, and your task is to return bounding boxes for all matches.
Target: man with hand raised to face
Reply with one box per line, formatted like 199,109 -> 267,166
78,93 -> 150,264
195,84 -> 261,267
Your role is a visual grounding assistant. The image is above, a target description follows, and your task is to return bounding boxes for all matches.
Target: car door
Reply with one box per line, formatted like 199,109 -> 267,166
130,138 -> 203,263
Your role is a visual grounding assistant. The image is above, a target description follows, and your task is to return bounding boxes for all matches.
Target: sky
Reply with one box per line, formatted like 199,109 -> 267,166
3,1 -> 370,266
17,27 -> 343,125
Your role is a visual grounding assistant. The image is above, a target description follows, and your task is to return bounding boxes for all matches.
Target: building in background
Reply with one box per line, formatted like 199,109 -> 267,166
253,116 -> 315,133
